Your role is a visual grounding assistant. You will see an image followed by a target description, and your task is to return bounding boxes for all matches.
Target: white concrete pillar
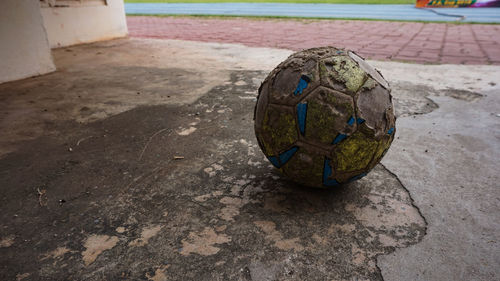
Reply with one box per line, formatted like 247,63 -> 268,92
41,0 -> 128,48
0,0 -> 56,84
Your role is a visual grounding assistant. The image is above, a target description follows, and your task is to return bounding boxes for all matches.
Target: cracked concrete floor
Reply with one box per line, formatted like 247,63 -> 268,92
0,38 -> 498,281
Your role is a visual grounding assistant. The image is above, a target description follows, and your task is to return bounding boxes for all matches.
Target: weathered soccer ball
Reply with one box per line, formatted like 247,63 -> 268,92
254,47 -> 395,188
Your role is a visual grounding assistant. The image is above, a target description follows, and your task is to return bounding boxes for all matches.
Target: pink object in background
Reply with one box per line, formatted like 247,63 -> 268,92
416,0 -> 500,8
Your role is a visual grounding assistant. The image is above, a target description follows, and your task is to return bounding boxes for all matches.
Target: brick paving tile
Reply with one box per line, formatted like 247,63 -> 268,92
127,16 -> 500,65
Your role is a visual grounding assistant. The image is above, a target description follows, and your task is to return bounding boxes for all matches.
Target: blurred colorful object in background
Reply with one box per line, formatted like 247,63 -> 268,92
416,0 -> 500,7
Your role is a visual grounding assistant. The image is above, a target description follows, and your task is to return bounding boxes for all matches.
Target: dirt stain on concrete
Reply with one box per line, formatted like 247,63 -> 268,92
218,196 -> 244,222
129,225 -> 163,247
254,221 -> 304,252
0,235 -> 15,248
41,247 -> 71,261
115,226 -> 126,233
82,235 -> 119,266
177,127 -> 197,136
346,194 -> 424,230
146,265 -> 170,281
180,227 -> 231,256
328,223 -> 356,234
15,273 -> 30,281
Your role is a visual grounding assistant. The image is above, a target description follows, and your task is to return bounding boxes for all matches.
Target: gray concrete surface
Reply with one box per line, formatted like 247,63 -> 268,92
0,38 -> 498,280
374,64 -> 500,280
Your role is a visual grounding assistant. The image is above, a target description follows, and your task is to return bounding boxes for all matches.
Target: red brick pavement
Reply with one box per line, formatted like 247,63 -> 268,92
127,16 -> 500,65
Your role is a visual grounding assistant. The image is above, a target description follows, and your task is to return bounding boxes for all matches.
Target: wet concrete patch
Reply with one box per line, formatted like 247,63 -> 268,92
0,70 -> 427,280
390,82 -> 439,118
0,38 -> 291,157
82,235 -> 119,266
390,82 -> 484,119
0,65 -> 206,157
439,88 -> 483,102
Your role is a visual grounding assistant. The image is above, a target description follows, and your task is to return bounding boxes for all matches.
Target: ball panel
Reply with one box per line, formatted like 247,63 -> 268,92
323,158 -> 341,187
292,46 -> 346,61
368,136 -> 393,170
296,102 -> 308,136
348,51 -> 389,90
331,131 -> 380,174
319,56 -> 367,95
334,169 -> 368,184
260,104 -> 298,155
355,78 -> 393,139
267,146 -> 299,169
254,79 -> 270,132
281,145 -> 325,188
385,105 -> 396,136
269,57 -> 320,106
255,134 -> 273,158
303,87 -> 356,146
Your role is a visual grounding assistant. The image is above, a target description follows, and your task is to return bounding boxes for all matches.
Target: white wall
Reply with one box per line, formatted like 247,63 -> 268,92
0,0 -> 56,84
41,0 -> 128,48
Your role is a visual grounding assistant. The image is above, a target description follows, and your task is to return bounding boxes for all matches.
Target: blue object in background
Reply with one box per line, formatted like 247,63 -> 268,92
125,3 -> 500,23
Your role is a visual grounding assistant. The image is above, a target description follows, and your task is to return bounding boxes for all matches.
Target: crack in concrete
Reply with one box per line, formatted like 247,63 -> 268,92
380,163 -> 429,238
374,254 -> 386,281
370,80 -> 451,279
372,163 -> 429,281
373,78 -> 490,279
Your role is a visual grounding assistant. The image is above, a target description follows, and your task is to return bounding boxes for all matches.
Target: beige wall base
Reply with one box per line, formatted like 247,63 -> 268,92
0,0 -> 55,84
41,0 -> 128,48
